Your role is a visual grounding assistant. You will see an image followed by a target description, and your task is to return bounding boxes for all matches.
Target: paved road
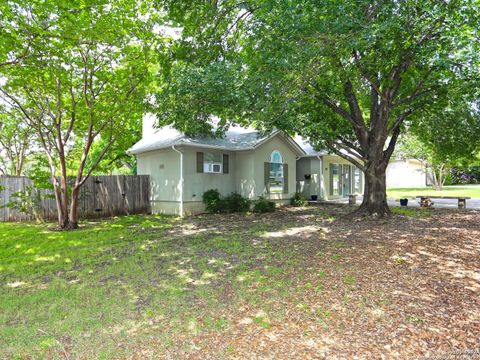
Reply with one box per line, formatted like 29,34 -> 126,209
386,197 -> 480,210
329,196 -> 480,210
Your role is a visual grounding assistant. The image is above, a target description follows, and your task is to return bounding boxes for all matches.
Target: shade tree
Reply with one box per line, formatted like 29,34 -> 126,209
157,0 -> 480,216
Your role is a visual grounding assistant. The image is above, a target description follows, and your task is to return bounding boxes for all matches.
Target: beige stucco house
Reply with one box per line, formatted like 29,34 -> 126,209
130,118 -> 305,215
130,116 -> 365,215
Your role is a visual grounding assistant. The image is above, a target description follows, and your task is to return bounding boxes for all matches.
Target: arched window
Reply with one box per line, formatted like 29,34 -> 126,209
271,150 -> 283,164
268,151 -> 284,193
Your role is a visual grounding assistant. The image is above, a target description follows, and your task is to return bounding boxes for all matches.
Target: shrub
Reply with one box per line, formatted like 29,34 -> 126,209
4,185 -> 45,222
450,166 -> 480,185
291,192 -> 308,207
202,190 -> 251,213
223,192 -> 251,213
253,196 -> 276,213
202,189 -> 222,213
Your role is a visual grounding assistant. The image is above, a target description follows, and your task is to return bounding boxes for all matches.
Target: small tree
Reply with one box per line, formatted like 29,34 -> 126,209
0,0 -> 159,229
0,110 -> 35,175
397,135 -> 447,191
398,100 -> 480,190
399,97 -> 480,190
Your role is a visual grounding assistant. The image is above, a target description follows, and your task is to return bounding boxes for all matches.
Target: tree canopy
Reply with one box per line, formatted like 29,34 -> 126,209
158,0 -> 480,215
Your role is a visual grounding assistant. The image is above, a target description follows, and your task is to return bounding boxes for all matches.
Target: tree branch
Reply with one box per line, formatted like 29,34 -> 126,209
343,79 -> 366,127
384,108 -> 415,161
352,50 -> 381,96
337,136 -> 365,157
77,134 -> 116,188
326,141 -> 365,172
63,86 -> 76,143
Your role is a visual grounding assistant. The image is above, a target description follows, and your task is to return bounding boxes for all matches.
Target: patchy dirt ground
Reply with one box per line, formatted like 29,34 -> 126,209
151,205 -> 480,359
1,205 -> 479,359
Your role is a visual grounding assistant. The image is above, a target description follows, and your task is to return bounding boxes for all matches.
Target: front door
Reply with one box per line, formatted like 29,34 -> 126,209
342,165 -> 351,197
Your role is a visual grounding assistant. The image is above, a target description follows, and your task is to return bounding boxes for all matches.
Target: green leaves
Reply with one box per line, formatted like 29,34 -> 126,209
0,0 -> 163,174
158,0 -> 480,150
408,98 -> 480,166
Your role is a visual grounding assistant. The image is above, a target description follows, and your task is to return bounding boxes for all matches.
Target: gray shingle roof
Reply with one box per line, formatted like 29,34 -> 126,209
294,136 -> 328,157
129,126 -> 305,155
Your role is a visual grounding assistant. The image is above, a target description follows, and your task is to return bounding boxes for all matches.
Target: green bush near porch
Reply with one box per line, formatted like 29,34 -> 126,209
202,189 -> 251,213
290,192 -> 308,207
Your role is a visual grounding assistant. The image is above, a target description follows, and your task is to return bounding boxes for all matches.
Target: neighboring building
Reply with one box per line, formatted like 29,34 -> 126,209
386,159 -> 430,188
295,140 -> 364,201
130,115 -> 365,215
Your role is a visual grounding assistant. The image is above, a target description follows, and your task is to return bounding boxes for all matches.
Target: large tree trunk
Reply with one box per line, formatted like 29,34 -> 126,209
52,175 -> 80,230
59,175 -> 69,228
356,158 -> 390,216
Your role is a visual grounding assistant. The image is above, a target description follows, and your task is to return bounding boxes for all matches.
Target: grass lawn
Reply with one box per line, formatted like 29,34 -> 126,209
1,206 -> 479,358
388,185 -> 480,199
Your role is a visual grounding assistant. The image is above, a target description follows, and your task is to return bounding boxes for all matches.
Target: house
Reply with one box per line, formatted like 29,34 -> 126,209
295,139 -> 364,201
386,158 -> 431,188
130,116 -> 305,215
130,115 -> 365,215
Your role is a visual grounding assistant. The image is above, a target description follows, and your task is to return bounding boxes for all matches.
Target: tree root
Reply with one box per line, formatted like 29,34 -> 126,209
349,202 -> 392,219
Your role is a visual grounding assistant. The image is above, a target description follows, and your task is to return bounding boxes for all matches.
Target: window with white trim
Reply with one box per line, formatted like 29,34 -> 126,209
354,167 -> 363,194
203,152 -> 223,173
330,163 -> 340,196
269,151 -> 284,193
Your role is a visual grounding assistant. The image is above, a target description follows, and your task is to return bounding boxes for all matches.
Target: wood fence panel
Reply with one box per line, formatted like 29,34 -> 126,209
39,186 -> 56,221
96,176 -> 121,217
0,176 -> 32,222
140,175 -> 151,213
124,175 -> 135,214
0,175 -> 150,222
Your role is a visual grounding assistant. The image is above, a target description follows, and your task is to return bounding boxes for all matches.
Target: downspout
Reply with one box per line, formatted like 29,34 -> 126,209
171,145 -> 184,217
317,155 -> 323,200
295,156 -> 301,193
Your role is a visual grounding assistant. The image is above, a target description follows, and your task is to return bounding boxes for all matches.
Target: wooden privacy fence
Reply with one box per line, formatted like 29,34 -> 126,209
0,175 -> 150,222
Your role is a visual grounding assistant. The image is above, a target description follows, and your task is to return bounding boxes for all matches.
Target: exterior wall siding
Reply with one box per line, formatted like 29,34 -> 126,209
182,147 -> 237,202
235,151 -> 256,198
136,149 -> 181,203
296,156 -> 323,199
151,200 -> 182,216
386,159 -> 427,188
